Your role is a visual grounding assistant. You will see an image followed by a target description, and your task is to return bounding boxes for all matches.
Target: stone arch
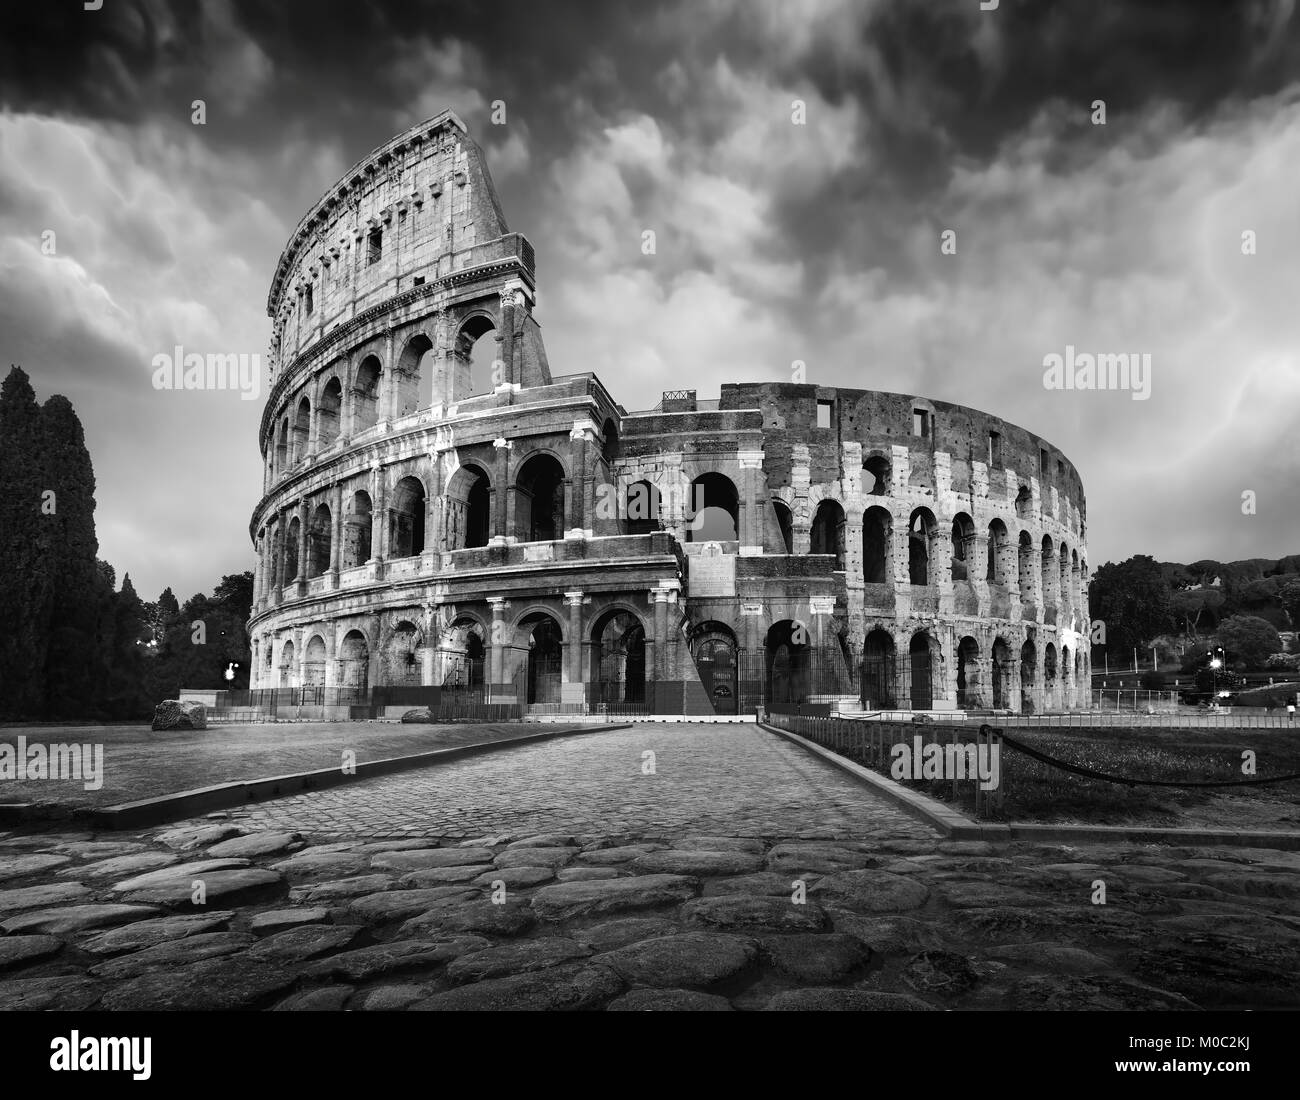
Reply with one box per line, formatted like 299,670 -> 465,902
307,503 -> 331,578
303,634 -> 327,686
1020,639 -> 1036,713
602,417 -> 621,463
338,629 -> 370,695
688,471 -> 739,543
394,332 -> 434,419
518,611 -> 563,705
275,417 -> 290,477
992,635 -> 1013,708
384,619 -> 425,684
1044,641 -> 1058,709
440,617 -> 487,690
690,621 -> 739,715
285,515 -> 301,581
446,463 -> 492,550
279,637 -> 297,688
951,512 -> 976,582
861,627 -> 896,708
590,608 -> 647,705
810,498 -> 846,570
987,518 -> 1009,584
1015,484 -> 1032,518
863,452 -> 891,496
1018,529 -> 1034,598
344,490 -> 372,569
772,499 -> 794,554
908,631 -> 937,709
352,354 -> 383,433
625,478 -> 661,537
863,505 -> 891,584
516,452 -> 566,542
292,396 -> 311,465
956,634 -> 981,708
907,507 -> 938,586
1040,534 -> 1055,606
452,313 -> 499,403
766,619 -> 812,710
318,375 -> 343,448
389,475 -> 427,558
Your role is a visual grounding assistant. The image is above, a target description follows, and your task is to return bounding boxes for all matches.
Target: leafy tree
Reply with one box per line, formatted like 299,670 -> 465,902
1279,580 -> 1300,630
1088,555 -> 1172,657
1217,615 -> 1283,670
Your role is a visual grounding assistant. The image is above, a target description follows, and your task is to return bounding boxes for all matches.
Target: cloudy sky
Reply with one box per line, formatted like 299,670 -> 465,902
2,0 -> 1298,603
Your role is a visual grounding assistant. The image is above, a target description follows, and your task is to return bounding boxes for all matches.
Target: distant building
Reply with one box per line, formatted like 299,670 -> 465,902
247,111 -> 1090,715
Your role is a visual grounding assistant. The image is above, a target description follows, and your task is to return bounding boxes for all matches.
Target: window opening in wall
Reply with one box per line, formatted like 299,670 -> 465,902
816,401 -> 832,429
413,276 -> 425,286
913,409 -> 929,438
1057,459 -> 1064,480
368,228 -> 382,265
304,284 -> 313,314
988,431 -> 1001,466
1039,448 -> 1048,475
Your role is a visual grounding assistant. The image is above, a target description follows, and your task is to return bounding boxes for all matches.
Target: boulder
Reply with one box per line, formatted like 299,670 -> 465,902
151,699 -> 207,731
400,708 -> 433,723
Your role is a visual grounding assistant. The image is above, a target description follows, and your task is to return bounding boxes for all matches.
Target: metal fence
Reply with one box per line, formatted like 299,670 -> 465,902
766,712 -> 1005,819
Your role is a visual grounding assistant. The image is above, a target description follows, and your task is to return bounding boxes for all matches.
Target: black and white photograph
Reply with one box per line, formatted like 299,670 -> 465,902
0,0 -> 1296,1076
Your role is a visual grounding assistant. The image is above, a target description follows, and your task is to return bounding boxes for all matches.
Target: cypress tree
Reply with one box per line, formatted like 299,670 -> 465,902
40,394 -> 104,717
0,366 -> 53,717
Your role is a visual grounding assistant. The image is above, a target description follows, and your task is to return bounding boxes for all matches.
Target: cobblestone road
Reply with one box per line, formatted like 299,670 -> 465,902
232,724 -> 935,840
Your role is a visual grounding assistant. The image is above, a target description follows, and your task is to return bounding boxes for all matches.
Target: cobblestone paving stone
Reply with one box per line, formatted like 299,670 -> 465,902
0,722 -> 1297,1011
231,724 -> 932,839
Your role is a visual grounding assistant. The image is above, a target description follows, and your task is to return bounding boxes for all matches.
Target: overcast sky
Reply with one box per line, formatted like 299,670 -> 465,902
2,0 -> 1298,603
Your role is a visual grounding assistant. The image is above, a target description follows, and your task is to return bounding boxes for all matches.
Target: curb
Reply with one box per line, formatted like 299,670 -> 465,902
0,723 -> 631,831
759,722 -> 1300,850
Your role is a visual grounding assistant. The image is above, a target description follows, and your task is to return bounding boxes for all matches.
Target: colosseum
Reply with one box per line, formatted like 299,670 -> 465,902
246,110 -> 1091,718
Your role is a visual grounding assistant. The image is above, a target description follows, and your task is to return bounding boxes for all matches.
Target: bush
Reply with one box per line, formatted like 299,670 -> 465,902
1265,653 -> 1300,671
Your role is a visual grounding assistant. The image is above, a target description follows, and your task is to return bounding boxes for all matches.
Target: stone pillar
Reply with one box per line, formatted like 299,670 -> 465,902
652,588 -> 670,682
492,437 -> 511,545
791,445 -> 811,554
380,329 -> 395,425
498,287 -> 518,388
738,451 -> 764,554
563,591 -> 585,704
296,501 -> 310,592
329,482 -> 344,586
307,375 -> 322,460
370,465 -> 387,573
274,514 -> 287,602
488,597 -> 510,695
568,424 -> 592,538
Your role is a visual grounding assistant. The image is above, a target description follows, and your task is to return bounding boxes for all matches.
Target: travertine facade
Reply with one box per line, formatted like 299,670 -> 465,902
247,111 -> 1090,715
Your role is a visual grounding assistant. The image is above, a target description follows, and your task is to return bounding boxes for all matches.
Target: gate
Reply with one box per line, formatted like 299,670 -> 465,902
695,638 -> 737,715
909,650 -> 932,709
861,654 -> 897,708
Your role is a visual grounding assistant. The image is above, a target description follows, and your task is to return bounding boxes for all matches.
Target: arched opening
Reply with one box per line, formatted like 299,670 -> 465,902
441,621 -> 486,691
1015,484 -> 1032,518
307,504 -> 331,578
956,635 -> 980,708
691,622 -> 738,715
1061,644 -> 1072,708
591,610 -> 647,706
279,638 -> 296,688
908,632 -> 934,710
275,418 -> 289,476
602,418 -> 620,463
285,516 -> 301,581
687,472 -> 739,542
304,635 -> 327,687
394,334 -> 433,419
992,637 -> 1012,709
907,508 -> 937,586
353,356 -> 382,433
987,519 -> 1008,584
1018,530 -> 1034,599
863,505 -> 892,584
1059,542 -> 1071,612
625,479 -> 660,537
389,476 -> 427,558
339,630 -> 370,696
766,620 -> 811,711
1044,642 -> 1058,710
318,376 -> 342,447
454,315 -> 499,401
1020,640 -> 1036,714
810,499 -> 847,570
1041,535 -> 1055,605
270,527 -> 284,594
522,615 -> 563,705
343,491 -> 372,569
951,513 -> 975,582
516,453 -> 566,542
292,397 -> 311,465
863,454 -> 890,496
861,628 -> 896,708
446,464 -> 492,550
385,620 -> 424,685
772,500 -> 794,554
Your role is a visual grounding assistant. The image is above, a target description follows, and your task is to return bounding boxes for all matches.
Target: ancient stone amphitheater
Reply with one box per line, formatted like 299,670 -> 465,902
247,110 -> 1090,717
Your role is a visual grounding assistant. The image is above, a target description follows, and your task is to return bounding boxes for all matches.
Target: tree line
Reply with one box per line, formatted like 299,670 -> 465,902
0,366 -> 251,722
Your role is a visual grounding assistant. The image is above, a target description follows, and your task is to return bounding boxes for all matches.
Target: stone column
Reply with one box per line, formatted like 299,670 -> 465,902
487,597 -> 510,698
274,514 -> 287,602
330,482 -> 344,587
564,591 -> 585,704
296,501 -> 310,593
498,287 -> 518,388
568,424 -> 591,538
492,437 -> 511,545
738,452 -> 764,554
652,588 -> 670,682
791,445 -> 811,554
370,465 -> 387,573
